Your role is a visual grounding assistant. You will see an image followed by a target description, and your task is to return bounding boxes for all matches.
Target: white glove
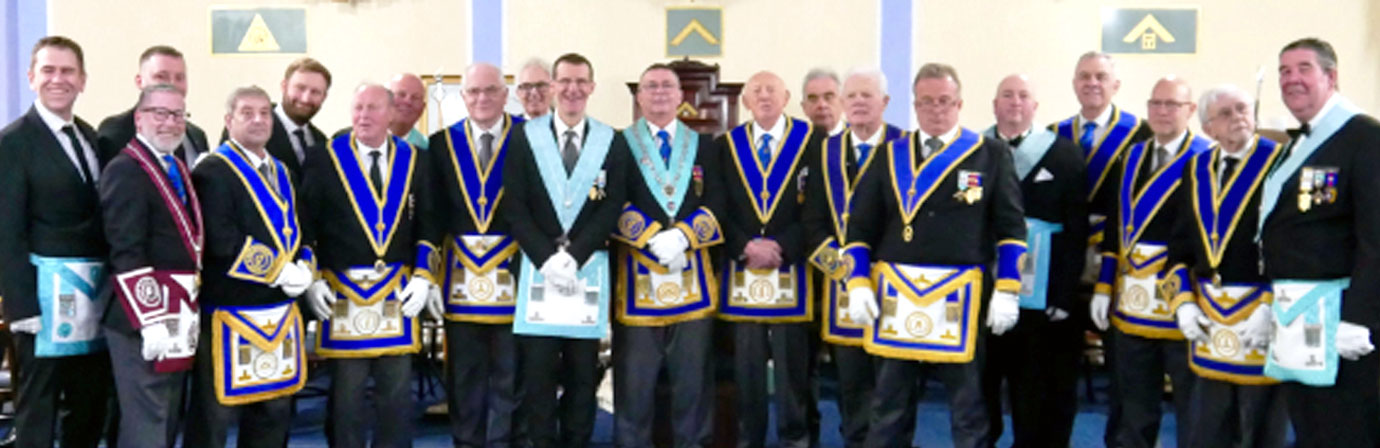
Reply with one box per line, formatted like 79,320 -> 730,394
987,291 -> 1020,335
1090,293 -> 1111,331
1241,304 -> 1273,349
305,279 -> 334,320
9,316 -> 41,334
426,283 -> 445,321
140,324 -> 175,361
1337,321 -> 1375,361
1175,303 -> 1211,344
1046,307 -> 1070,322
664,252 -> 689,273
274,260 -> 312,298
399,275 -> 432,318
648,229 -> 691,265
845,286 -> 879,324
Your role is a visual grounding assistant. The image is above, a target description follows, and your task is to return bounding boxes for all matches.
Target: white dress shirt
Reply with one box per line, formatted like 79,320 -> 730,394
34,101 -> 99,183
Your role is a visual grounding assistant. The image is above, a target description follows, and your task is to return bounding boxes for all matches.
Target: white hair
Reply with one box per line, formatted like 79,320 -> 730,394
802,67 -> 840,92
1198,84 -> 1253,126
519,58 -> 549,77
843,67 -> 889,95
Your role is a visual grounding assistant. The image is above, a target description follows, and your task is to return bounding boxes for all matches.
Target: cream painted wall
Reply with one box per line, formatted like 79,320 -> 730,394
505,0 -> 879,129
914,0 -> 1380,133
50,0 -> 469,134
47,0 -> 1379,134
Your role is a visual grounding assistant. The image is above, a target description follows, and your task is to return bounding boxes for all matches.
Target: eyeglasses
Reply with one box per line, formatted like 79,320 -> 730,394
464,85 -> 506,98
640,82 -> 679,92
915,96 -> 957,110
1147,100 -> 1190,110
517,81 -> 550,93
140,107 -> 189,122
1210,103 -> 1251,121
555,78 -> 592,88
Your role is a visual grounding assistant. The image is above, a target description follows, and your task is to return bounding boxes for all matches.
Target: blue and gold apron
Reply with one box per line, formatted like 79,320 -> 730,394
211,300 -> 306,405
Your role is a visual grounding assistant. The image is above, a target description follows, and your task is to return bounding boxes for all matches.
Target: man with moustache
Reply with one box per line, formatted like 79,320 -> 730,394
0,35 -> 113,448
840,63 -> 1025,448
718,70 -> 822,448
515,59 -> 554,120
979,74 -> 1088,447
1165,85 -> 1286,448
97,45 -> 210,167
1257,37 -> 1380,447
99,83 -> 205,448
184,86 -> 314,448
428,62 -> 525,447
610,63 -> 723,448
503,53 -> 630,448
1090,76 -> 1211,448
802,67 -> 904,448
298,83 -> 437,448
802,68 -> 845,137
388,73 -> 429,150
1055,50 -> 1153,448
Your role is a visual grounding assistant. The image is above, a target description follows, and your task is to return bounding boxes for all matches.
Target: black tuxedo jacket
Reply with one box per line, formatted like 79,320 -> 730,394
97,106 -> 209,167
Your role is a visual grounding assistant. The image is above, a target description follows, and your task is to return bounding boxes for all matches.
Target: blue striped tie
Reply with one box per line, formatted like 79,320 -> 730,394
162,154 -> 187,203
657,130 -> 672,168
757,134 -> 773,167
1079,121 -> 1097,150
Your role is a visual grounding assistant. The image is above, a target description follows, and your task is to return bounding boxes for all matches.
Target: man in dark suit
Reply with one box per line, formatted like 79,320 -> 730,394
298,83 -> 439,448
842,63 -> 1026,448
0,35 -> 113,448
99,84 -> 204,448
1090,76 -> 1212,448
503,53 -> 630,448
609,63 -> 723,448
802,68 -> 904,448
1258,37 -> 1380,448
184,85 -> 314,448
218,57 -> 331,186
980,74 -> 1089,448
429,62 -> 525,447
718,70 -> 823,448
515,58 -> 553,120
97,45 -> 209,167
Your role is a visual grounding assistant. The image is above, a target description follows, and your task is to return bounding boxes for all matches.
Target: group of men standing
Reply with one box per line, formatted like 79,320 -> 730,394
0,33 -> 1376,448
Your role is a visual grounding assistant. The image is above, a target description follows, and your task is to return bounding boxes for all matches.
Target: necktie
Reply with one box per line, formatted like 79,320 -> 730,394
369,150 -> 384,192
292,128 -> 308,163
61,125 -> 96,184
856,143 -> 874,166
1079,121 -> 1097,150
1220,156 -> 1239,189
757,134 -> 773,167
1155,146 -> 1172,171
259,162 -> 278,193
657,129 -> 672,168
479,132 -> 495,168
162,154 -> 188,203
562,130 -> 579,175
923,137 -> 943,160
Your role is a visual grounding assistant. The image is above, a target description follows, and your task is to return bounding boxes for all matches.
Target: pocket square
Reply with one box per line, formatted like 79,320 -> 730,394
1035,168 -> 1055,182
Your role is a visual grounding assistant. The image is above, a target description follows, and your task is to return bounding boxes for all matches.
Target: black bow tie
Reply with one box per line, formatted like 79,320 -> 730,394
1287,123 -> 1312,139
1008,136 -> 1024,148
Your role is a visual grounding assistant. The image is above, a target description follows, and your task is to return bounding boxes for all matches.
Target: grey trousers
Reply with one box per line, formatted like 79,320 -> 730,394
613,318 -> 715,448
105,327 -> 187,448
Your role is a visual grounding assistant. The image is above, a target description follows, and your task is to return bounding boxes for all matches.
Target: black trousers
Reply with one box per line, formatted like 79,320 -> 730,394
731,321 -> 815,448
516,335 -> 599,448
1111,328 -> 1193,448
445,321 -> 518,448
982,310 -> 1082,447
12,332 -> 111,448
105,327 -> 187,448
1284,351 -> 1380,447
866,356 -> 989,448
829,343 -> 875,448
183,319 -> 294,448
1186,375 -> 1287,448
329,355 -> 414,448
613,318 -> 714,448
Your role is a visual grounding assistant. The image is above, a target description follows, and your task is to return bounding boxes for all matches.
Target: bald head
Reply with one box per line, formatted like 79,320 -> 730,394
387,73 -> 425,135
353,83 -> 394,147
993,74 -> 1039,138
1146,76 -> 1196,143
463,63 -> 508,128
744,71 -> 789,129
